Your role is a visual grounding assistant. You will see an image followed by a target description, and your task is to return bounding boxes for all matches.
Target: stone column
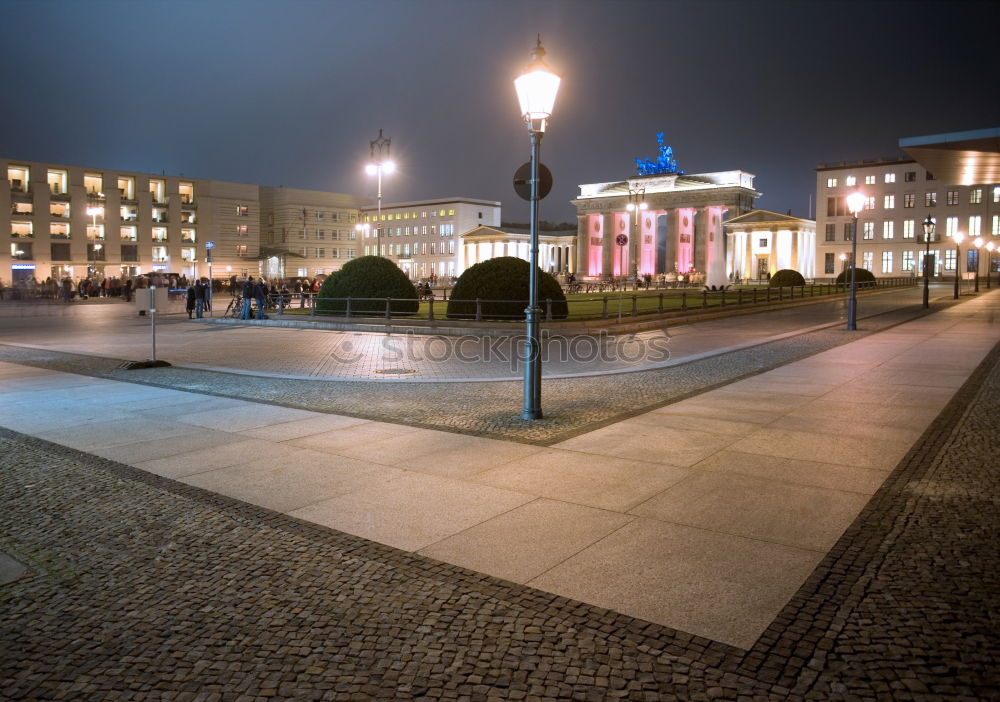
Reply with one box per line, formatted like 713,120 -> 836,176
791,229 -> 799,272
693,209 -> 708,274
576,215 -> 587,276
602,212 -> 614,277
706,208 -> 727,287
662,210 -> 677,274
768,231 -> 777,275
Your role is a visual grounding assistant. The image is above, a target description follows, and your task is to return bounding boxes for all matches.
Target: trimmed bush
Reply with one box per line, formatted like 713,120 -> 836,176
446,257 -> 568,320
315,256 -> 418,316
768,269 -> 805,288
835,267 -> 876,285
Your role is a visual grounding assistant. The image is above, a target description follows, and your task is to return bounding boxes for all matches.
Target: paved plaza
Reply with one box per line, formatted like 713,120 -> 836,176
1,289 -> 999,699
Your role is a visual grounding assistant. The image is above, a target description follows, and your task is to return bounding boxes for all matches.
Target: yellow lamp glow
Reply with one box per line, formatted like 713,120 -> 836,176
514,36 -> 560,131
845,192 -> 866,215
953,231 -> 965,245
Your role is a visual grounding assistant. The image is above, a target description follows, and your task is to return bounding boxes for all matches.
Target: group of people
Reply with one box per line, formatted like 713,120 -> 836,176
184,279 -> 211,319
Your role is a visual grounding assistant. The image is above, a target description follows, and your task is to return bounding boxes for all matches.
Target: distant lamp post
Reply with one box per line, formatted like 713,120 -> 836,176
986,241 -> 996,289
366,130 -> 395,258
973,236 -> 984,293
625,186 -> 648,280
922,215 -> 935,308
952,230 -> 964,299
845,192 -> 866,330
839,252 -> 848,275
514,34 -> 560,421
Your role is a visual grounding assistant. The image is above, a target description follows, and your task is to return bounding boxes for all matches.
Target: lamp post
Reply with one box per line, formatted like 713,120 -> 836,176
952,231 -> 964,299
365,130 -> 395,258
514,35 -> 560,420
86,192 -> 105,278
839,252 -> 847,276
922,215 -> 935,308
845,192 -> 866,330
973,237 -> 983,293
986,241 -> 995,289
626,186 -> 647,281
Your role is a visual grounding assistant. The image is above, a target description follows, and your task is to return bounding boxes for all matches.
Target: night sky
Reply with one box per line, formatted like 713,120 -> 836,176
2,0 -> 997,223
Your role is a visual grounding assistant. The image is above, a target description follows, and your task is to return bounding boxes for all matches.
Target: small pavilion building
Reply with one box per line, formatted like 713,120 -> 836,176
460,225 -> 577,274
723,209 -> 817,282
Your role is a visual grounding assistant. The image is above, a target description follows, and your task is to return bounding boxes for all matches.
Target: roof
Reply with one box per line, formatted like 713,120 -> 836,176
899,127 -> 1000,185
575,171 -> 758,200
461,225 -> 576,241
360,197 -> 501,211
723,209 -> 815,228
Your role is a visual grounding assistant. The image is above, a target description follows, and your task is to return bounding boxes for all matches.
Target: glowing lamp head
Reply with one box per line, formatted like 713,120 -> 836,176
845,192 -> 866,215
626,203 -> 636,211
839,253 -> 847,261
923,215 -> 936,239
987,241 -> 996,252
640,202 -> 648,210
974,236 -> 984,249
364,163 -> 378,176
953,231 -> 965,245
514,36 -> 560,131
382,160 -> 396,175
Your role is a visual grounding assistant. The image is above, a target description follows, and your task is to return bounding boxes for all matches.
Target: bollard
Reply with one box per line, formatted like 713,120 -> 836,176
657,292 -> 663,313
766,287 -> 771,303
475,298 -> 482,322
278,295 -> 285,316
779,287 -> 783,301
602,296 -> 608,319
682,291 -> 687,311
345,297 -> 352,318
721,290 -> 726,307
737,289 -> 743,306
702,290 -> 708,308
428,297 -> 434,321
631,295 -> 637,317
310,296 -> 316,316
546,298 -> 553,322
385,297 -> 391,320
753,288 -> 757,304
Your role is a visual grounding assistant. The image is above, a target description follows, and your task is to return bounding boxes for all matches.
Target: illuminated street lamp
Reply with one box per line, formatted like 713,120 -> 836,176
365,130 -> 395,257
514,35 -> 560,420
839,252 -> 848,275
625,186 -> 647,280
922,215 -> 936,308
845,191 -> 866,330
986,241 -> 996,289
973,236 -> 984,293
952,230 -> 964,299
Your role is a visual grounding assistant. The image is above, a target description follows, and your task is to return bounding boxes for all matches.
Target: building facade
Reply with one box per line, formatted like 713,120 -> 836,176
723,209 -> 816,281
359,198 -> 501,279
459,225 -> 576,274
815,158 -> 1000,279
572,171 -> 759,287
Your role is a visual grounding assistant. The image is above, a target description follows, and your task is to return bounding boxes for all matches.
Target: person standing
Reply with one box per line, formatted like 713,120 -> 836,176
254,278 -> 268,320
194,278 -> 206,318
185,284 -> 196,319
241,277 -> 254,320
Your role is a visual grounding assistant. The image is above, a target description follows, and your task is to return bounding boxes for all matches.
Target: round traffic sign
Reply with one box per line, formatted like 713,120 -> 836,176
615,234 -> 628,246
513,162 -> 553,201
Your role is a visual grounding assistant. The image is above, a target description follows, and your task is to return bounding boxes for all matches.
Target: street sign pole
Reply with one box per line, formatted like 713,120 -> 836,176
206,241 -> 215,317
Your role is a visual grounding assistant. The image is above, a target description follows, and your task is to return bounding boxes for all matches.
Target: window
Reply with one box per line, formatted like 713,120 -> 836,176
50,223 -> 70,239
927,172 -> 935,180
149,179 -> 165,203
883,221 -> 894,239
884,173 -> 896,184
315,248 -> 325,258
236,205 -> 249,216
946,190 -> 959,206
120,205 -> 138,222
843,222 -> 854,241
12,201 -> 33,215
826,178 -> 838,187
51,243 -> 71,261
121,245 -> 138,262
903,219 -> 915,238
994,186 -> 1000,203
117,176 -> 135,200
881,251 -> 893,273
864,196 -> 875,210
48,169 -> 68,194
448,208 -> 455,216
925,192 -> 937,207
403,244 -> 410,257
430,242 -> 437,255
448,241 -> 455,254
969,215 -> 981,237
904,171 -> 917,182
845,175 -> 856,186
50,202 -> 69,218
316,230 -> 325,240
439,209 -> 446,216
824,252 -> 835,274
967,249 -> 979,274
120,226 -> 137,242
86,225 -> 105,241
180,210 -> 196,224
8,165 -> 29,192
152,207 -> 168,223
864,175 -> 876,185
237,224 -> 248,236
87,243 -> 105,261
862,251 -> 873,270
181,247 -> 196,262
902,251 -> 915,271
152,227 -> 167,242
946,216 -> 958,237
945,249 -> 957,271
10,243 -> 33,259
970,188 -> 982,204
903,193 -> 915,208
235,245 -> 247,256
862,222 -> 874,239
825,223 -> 835,241
152,246 -> 168,262
883,195 -> 895,209
347,248 -> 356,259
994,215 -> 999,235
84,173 -> 103,195
181,228 -> 196,244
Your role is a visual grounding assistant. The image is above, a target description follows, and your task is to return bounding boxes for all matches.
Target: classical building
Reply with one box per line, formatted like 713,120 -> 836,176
359,198 -> 501,279
572,171 -> 758,287
460,225 -> 576,274
723,210 -> 816,281
815,128 -> 1000,280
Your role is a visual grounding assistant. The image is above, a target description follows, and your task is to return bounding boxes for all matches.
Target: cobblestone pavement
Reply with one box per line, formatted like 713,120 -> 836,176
0,295 -> 963,445
2,337 -> 998,699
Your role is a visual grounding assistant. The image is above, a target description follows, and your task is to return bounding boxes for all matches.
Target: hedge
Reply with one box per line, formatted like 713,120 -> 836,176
768,269 -> 805,287
315,256 -> 418,315
446,257 -> 568,320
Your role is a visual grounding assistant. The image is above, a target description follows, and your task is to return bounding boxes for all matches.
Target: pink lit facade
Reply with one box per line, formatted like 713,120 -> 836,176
572,172 -> 759,287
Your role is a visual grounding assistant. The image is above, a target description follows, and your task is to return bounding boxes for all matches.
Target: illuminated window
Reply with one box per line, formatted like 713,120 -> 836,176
864,175 -> 876,185
884,195 -> 895,209
421,211 -> 427,218
994,215 -> 999,235
10,242 -> 33,259
904,171 -> 916,182
48,170 -> 68,194
881,251 -> 893,273
86,225 -> 105,241
884,173 -> 896,184
237,205 -> 249,216
864,196 -> 875,211
152,227 -> 167,242
8,165 -> 29,192
994,186 -> 1000,203
845,175 -> 856,186
439,209 -> 446,216
969,216 -> 981,237
152,207 -> 168,223
149,179 -> 165,202
946,217 -> 958,237
430,242 -> 437,255
843,223 -> 853,241
969,188 -> 982,204
946,190 -> 959,206
902,251 -> 915,271
181,228 -> 196,243
50,202 -> 69,218
12,201 -> 33,215
117,176 -> 135,200
152,246 -> 168,262
236,224 -> 248,236
120,226 -> 136,242
862,222 -> 874,239
448,240 -> 455,254
903,193 -> 915,208
902,219 -> 915,238
826,178 -> 837,187
883,221 -> 894,239
925,192 -> 937,207
235,245 -> 247,256
84,173 -> 103,195
448,209 -> 455,216
50,223 -> 70,239
181,247 -> 196,262
945,249 -> 956,271
862,251 -> 873,270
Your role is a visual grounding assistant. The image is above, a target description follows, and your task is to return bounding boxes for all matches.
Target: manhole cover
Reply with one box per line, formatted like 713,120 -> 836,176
375,368 -> 416,375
